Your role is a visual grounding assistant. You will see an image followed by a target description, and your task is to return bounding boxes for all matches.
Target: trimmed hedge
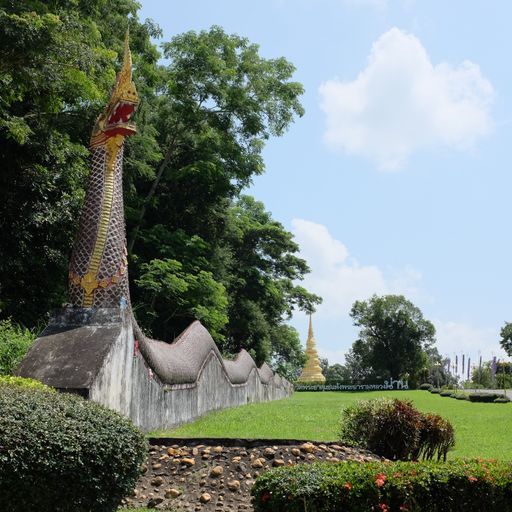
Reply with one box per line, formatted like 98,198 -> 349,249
252,459 -> 512,512
0,384 -> 147,512
494,396 -> 511,403
440,390 -> 453,397
419,383 -> 432,390
430,387 -> 441,394
468,392 -> 504,403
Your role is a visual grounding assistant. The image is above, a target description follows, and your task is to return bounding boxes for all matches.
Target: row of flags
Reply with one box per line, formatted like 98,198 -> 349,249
444,355 -> 501,380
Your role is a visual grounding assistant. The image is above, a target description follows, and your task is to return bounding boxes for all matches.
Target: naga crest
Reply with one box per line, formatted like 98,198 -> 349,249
90,31 -> 139,149
67,32 -> 139,308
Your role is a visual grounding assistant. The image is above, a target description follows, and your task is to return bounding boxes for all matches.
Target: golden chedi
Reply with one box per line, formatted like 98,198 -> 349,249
297,315 -> 326,383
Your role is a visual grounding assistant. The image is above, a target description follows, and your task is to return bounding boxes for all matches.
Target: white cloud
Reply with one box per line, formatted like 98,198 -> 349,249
319,27 -> 494,170
292,218 -> 421,316
434,320 -> 506,363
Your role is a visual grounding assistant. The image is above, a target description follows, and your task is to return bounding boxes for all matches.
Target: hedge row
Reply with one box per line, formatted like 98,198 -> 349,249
0,383 -> 147,512
252,459 -> 512,512
427,387 -> 510,403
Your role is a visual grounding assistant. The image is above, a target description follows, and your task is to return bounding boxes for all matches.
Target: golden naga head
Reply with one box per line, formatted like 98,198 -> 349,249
91,31 -> 140,146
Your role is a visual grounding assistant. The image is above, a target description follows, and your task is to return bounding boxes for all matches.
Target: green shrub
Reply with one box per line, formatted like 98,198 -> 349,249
455,393 -> 470,400
0,319 -> 35,375
339,398 -> 455,462
0,385 -> 147,512
494,396 -> 511,403
468,392 -> 503,403
440,390 -> 453,397
0,375 -> 53,391
252,459 -> 512,512
430,387 -> 441,394
419,383 -> 433,390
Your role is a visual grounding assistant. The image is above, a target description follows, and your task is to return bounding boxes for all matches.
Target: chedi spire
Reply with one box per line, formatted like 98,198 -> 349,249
297,315 -> 326,383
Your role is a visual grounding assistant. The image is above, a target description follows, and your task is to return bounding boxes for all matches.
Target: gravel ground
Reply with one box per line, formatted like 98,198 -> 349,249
122,438 -> 382,511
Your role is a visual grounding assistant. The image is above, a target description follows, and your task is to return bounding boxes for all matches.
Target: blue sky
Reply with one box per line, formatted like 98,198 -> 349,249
138,0 -> 512,373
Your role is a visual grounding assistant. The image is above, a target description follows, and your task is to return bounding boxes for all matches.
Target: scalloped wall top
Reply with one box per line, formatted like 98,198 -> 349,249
134,320 -> 280,387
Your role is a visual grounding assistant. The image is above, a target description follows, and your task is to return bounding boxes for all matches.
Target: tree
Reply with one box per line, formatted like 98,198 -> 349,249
123,27 -> 319,364
220,196 -> 321,363
1,8 -> 321,374
319,358 -> 351,381
0,0 -> 159,326
125,25 -> 305,254
134,259 -> 228,342
421,347 -> 454,387
325,363 -> 351,381
270,324 -> 307,381
499,322 -> 512,356
346,295 -> 436,383
319,358 -> 329,376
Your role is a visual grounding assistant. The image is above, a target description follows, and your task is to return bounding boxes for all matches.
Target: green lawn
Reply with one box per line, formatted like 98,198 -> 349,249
150,391 -> 512,460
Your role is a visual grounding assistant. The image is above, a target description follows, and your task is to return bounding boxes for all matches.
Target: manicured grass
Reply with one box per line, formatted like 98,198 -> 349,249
150,391 -> 512,460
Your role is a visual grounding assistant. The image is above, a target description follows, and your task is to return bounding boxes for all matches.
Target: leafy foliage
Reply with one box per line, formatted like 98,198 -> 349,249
500,322 -> 512,356
0,374 -> 51,391
339,398 -> 455,461
319,357 -> 352,381
0,384 -> 147,512
1,4 -> 320,373
346,295 -> 436,384
0,319 -> 35,375
0,0 -> 159,326
252,459 -> 512,512
125,26 -> 319,366
135,258 -> 228,341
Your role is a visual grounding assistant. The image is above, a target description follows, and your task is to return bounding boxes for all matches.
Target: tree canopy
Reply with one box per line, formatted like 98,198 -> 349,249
499,322 -> 512,357
345,295 -> 436,383
0,2 -> 320,375
0,0 -> 160,325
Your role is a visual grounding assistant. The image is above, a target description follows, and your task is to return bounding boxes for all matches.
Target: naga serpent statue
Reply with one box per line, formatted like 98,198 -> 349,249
68,32 -> 139,308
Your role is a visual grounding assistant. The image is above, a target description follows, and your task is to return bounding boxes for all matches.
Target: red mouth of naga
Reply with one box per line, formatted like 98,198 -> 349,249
105,101 -> 137,137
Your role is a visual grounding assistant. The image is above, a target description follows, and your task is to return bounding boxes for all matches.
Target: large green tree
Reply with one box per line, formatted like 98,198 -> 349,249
346,295 -> 436,383
221,196 -> 320,364
0,0 -> 159,326
125,27 -> 319,366
125,25 -> 305,254
1,7 -> 320,373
